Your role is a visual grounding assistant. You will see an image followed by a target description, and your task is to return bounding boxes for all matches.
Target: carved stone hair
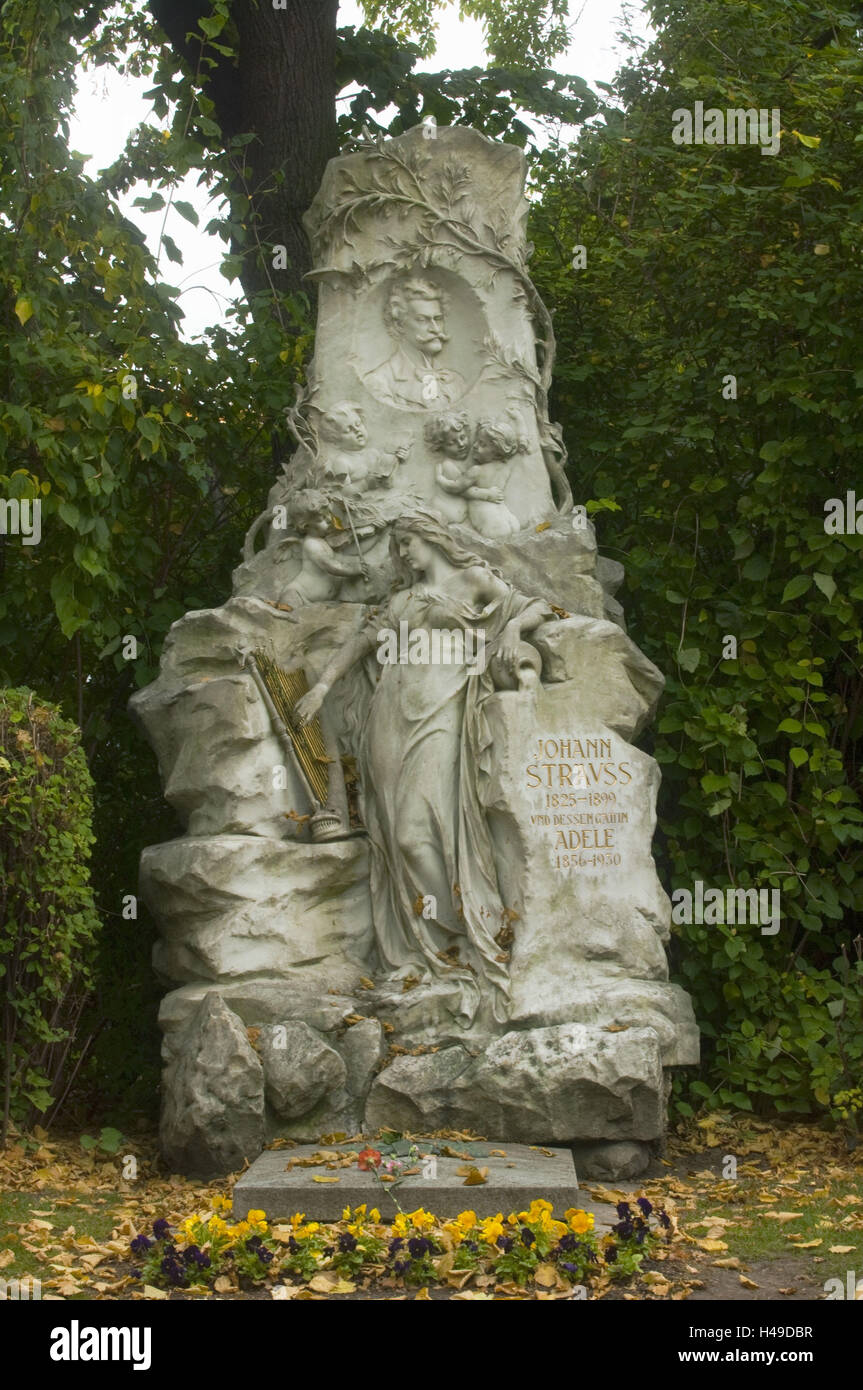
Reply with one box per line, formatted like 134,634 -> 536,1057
388,510 -> 500,590
423,411 -> 470,453
474,410 -> 529,459
289,487 -> 330,531
318,401 -> 364,444
384,275 -> 447,338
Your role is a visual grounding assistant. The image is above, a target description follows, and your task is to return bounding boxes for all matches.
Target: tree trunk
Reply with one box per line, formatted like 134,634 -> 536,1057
149,0 -> 339,303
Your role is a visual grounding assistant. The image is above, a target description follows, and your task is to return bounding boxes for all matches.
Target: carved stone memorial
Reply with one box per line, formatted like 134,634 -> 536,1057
131,124 -> 699,1179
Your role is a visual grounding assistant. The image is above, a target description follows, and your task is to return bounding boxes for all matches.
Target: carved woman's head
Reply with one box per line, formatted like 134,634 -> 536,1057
389,510 -> 486,585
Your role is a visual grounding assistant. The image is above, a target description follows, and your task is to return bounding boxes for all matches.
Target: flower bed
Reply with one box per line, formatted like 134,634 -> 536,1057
128,1195 -> 672,1297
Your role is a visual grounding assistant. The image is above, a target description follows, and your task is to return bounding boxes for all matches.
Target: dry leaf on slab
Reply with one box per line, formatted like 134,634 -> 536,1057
739,1276 -> 759,1290
829,1245 -> 855,1254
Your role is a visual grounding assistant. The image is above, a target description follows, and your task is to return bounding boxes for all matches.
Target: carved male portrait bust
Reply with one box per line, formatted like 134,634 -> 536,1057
363,274 -> 467,411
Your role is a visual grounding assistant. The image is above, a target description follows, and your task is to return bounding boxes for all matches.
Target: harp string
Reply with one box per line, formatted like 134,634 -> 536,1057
254,651 -> 330,805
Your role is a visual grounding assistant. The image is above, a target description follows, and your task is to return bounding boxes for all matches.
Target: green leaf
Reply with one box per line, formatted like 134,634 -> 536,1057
132,191 -> 166,212
758,440 -> 783,462
813,572 -> 836,601
161,232 -> 183,264
782,575 -> 810,603
173,200 -> 199,227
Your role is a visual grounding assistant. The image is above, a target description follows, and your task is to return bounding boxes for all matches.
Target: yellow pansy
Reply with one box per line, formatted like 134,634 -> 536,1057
528,1198 -> 553,1220
455,1210 -> 478,1233
406,1208 -> 436,1231
369,1208 -> 381,1224
479,1215 -> 505,1245
566,1208 -> 595,1236
207,1215 -> 229,1235
393,1213 -> 410,1238
246,1209 -> 268,1230
291,1212 -> 306,1231
211,1196 -> 232,1213
230,1220 -> 251,1237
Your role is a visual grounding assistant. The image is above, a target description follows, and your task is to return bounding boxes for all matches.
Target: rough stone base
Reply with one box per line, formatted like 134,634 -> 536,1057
571,1140 -> 653,1181
365,1023 -> 668,1143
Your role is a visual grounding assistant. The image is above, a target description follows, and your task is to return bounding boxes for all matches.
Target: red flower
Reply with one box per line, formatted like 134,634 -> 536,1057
357,1146 -> 382,1171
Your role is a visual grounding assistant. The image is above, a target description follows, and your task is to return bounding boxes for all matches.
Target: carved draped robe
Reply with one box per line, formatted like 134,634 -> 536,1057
357,579 -> 544,1025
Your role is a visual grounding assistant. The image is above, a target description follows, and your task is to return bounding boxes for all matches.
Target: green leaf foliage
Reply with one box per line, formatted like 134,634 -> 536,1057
530,0 -> 863,1120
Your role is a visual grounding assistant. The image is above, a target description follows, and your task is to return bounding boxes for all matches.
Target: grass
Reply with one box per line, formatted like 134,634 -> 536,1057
685,1174 -> 863,1282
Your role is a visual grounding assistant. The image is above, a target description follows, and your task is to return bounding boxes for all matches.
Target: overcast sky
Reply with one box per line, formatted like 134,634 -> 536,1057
70,1 -> 652,338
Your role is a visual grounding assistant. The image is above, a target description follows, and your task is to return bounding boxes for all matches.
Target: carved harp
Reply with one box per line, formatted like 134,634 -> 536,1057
242,649 -> 330,807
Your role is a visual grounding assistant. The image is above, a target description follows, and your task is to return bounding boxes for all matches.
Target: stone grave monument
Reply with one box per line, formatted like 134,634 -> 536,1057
131,123 -> 699,1183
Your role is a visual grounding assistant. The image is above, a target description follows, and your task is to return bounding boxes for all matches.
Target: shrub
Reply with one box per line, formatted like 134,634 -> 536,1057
0,687 -> 102,1143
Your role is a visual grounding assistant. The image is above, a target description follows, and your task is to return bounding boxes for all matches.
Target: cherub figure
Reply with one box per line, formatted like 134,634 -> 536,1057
317,402 -> 408,492
467,412 -> 525,539
279,488 -> 369,608
314,401 -> 411,532
424,411 -> 473,523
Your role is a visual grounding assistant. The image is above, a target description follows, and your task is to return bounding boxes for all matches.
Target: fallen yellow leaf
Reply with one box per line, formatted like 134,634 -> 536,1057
308,1274 -> 356,1294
